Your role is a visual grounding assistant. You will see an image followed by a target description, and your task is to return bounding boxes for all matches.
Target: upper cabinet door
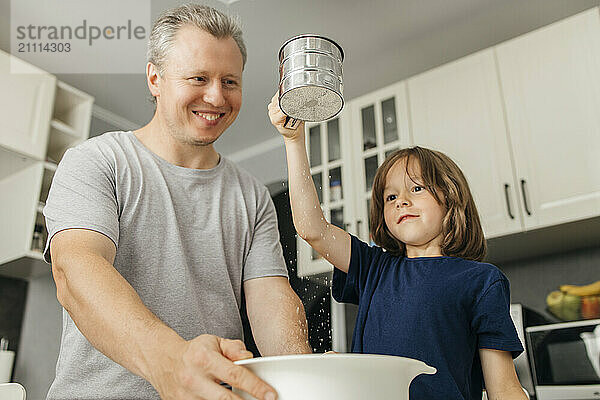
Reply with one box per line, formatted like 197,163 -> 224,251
407,49 -> 522,238
0,50 -> 56,160
349,81 -> 411,242
496,8 -> 600,230
298,111 -> 354,277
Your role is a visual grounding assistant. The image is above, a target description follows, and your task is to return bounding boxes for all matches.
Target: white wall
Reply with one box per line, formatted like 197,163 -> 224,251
228,139 -> 288,186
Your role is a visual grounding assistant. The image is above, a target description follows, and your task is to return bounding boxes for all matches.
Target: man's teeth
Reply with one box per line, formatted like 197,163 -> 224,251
193,111 -> 221,120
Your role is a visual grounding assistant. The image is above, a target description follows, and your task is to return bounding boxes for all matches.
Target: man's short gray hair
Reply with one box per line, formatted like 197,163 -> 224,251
147,3 -> 247,76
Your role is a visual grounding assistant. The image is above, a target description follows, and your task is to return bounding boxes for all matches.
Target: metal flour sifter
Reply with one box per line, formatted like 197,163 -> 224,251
278,34 -> 344,129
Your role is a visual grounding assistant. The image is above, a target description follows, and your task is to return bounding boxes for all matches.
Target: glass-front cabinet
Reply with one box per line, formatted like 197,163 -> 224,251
297,111 -> 355,278
297,82 -> 412,276
349,81 -> 412,242
300,111 -> 356,353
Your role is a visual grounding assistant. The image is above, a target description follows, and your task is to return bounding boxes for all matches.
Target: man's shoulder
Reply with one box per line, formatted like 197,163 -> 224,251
79,130 -> 131,148
56,131 -> 133,173
221,157 -> 268,192
67,130 -> 131,155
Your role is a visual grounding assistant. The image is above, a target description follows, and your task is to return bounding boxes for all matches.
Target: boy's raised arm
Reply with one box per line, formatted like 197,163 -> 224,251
268,93 -> 351,273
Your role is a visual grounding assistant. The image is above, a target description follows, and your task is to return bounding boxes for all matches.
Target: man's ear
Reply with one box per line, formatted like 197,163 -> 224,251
147,62 -> 161,100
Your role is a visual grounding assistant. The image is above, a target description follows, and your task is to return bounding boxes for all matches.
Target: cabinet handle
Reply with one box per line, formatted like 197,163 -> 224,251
520,179 -> 532,216
356,220 -> 362,235
503,184 -> 515,220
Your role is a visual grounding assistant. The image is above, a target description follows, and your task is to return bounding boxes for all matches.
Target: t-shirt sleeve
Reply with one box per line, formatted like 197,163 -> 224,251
332,234 -> 377,305
242,187 -> 288,281
471,277 -> 524,358
43,145 -> 119,263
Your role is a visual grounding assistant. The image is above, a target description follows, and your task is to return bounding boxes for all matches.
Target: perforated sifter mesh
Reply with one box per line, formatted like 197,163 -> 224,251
280,86 -> 343,122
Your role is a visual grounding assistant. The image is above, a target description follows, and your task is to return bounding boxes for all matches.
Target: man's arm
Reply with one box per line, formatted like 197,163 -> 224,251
480,348 -> 528,400
244,276 -> 312,355
51,228 -> 278,400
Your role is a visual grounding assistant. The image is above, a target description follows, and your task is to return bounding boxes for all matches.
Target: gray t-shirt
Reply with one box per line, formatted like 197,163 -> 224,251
43,131 -> 288,399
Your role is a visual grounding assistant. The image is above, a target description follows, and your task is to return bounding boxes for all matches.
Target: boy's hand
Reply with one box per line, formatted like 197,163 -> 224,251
268,93 -> 305,141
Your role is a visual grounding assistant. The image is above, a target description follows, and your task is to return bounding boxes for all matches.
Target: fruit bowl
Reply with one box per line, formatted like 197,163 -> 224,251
546,280 -> 600,321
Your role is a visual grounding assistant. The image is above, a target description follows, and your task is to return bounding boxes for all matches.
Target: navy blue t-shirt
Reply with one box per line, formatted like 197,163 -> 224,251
332,235 -> 523,400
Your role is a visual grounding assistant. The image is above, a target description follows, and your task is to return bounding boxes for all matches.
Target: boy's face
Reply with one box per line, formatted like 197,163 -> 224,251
382,158 -> 446,258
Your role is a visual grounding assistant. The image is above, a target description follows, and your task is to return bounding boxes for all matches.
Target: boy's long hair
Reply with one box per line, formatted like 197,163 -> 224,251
370,146 -> 486,261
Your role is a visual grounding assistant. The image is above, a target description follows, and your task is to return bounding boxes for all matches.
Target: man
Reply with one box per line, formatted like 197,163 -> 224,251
43,4 -> 311,400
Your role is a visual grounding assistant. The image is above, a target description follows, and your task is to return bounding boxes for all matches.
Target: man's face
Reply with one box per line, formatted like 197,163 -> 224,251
154,25 -> 243,146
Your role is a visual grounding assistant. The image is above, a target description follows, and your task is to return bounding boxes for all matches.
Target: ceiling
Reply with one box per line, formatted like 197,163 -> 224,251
1,0 -> 599,160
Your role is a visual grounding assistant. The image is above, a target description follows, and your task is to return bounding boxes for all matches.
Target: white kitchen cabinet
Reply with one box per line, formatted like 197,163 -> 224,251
407,49 -> 523,238
495,7 -> 600,230
400,8 -> 600,239
46,82 -> 94,163
0,50 -> 56,160
349,81 -> 412,242
295,7 -> 600,275
297,110 -> 355,277
0,150 -> 46,269
0,55 -> 93,279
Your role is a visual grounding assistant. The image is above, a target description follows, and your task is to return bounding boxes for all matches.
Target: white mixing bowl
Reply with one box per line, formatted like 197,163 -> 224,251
233,353 -> 436,400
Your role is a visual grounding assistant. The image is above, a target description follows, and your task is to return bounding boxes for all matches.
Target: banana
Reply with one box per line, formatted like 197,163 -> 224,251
560,280 -> 600,297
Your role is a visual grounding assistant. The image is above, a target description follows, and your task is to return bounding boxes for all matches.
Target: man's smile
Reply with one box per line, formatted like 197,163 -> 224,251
191,111 -> 225,121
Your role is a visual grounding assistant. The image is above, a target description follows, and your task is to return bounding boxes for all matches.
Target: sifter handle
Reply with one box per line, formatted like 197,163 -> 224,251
283,116 -> 300,129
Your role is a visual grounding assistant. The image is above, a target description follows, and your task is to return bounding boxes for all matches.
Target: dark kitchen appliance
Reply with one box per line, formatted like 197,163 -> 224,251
527,319 -> 600,399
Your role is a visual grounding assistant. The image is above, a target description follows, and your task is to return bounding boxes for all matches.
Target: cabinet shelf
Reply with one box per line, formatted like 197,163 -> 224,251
50,119 -> 79,139
53,81 -> 93,137
46,82 -> 93,163
0,53 -> 93,280
47,121 -> 82,163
